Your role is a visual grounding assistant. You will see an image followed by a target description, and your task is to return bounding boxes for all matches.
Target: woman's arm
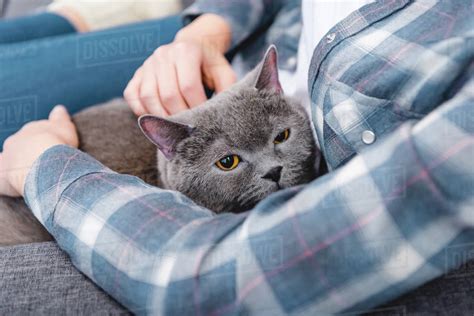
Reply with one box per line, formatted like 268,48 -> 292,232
2,75 -> 472,314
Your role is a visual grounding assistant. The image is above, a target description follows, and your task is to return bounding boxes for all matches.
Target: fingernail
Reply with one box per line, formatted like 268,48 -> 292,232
53,105 -> 68,113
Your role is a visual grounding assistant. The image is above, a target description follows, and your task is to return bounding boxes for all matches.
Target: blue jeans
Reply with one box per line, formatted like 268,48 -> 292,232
0,13 -> 183,147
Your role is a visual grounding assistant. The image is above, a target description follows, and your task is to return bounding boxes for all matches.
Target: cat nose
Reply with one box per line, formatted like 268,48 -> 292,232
262,166 -> 283,183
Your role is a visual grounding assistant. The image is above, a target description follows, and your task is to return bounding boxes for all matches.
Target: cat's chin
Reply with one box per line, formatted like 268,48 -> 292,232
280,173 -> 315,189
277,179 -> 296,190
260,183 -> 283,199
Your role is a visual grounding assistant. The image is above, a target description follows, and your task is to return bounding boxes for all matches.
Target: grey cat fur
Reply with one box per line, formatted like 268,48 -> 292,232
140,46 -> 318,212
0,46 -> 319,245
0,100 -> 158,246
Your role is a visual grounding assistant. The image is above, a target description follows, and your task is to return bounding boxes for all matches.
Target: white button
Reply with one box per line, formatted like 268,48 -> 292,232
362,130 -> 376,145
326,33 -> 336,43
287,56 -> 297,68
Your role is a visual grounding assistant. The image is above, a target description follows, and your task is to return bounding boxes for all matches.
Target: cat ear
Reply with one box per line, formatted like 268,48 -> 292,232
138,115 -> 194,160
255,45 -> 283,94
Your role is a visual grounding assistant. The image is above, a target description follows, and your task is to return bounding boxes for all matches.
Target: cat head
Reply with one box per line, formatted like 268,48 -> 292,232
139,46 -> 318,213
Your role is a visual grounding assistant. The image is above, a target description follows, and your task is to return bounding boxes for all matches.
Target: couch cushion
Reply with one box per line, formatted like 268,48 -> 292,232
0,242 -> 130,315
1,241 -> 474,314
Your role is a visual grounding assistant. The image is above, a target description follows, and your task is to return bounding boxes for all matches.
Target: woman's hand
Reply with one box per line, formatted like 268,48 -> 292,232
49,5 -> 90,32
0,106 -> 79,197
124,14 -> 237,117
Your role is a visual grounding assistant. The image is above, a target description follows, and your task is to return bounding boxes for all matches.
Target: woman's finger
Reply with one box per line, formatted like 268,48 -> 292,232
0,154 -> 21,197
206,55 -> 237,93
139,60 -> 165,116
156,57 -> 189,115
49,105 -> 70,122
175,44 -> 207,108
124,68 -> 147,116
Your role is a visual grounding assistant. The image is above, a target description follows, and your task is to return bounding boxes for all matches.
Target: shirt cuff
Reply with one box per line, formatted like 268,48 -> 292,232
24,145 -> 113,227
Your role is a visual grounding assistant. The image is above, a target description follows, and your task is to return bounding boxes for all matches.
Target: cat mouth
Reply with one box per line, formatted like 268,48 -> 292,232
231,180 -> 288,213
276,180 -> 293,190
264,182 -> 283,196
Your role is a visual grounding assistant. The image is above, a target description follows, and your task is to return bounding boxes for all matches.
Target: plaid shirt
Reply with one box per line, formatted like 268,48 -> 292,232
184,0 -> 302,75
25,1 -> 473,315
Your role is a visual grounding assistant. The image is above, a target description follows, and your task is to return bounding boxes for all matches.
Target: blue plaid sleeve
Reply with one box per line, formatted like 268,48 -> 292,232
182,0 -> 289,50
24,76 -> 473,314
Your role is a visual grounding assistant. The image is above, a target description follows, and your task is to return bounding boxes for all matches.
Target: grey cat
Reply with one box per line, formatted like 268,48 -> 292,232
139,46 -> 318,212
0,46 -> 320,245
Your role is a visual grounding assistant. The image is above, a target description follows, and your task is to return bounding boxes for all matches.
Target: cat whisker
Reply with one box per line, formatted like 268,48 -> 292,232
238,184 -> 275,207
237,186 -> 261,205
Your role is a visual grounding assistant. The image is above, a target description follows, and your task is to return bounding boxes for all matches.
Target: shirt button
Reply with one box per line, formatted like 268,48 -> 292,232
326,33 -> 336,43
286,56 -> 297,68
362,130 -> 376,145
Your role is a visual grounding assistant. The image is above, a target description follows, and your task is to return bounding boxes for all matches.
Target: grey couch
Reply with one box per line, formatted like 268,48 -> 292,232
1,241 -> 474,315
0,242 -> 130,315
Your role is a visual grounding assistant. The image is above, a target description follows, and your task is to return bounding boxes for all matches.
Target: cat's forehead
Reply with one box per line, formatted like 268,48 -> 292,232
192,89 -> 299,148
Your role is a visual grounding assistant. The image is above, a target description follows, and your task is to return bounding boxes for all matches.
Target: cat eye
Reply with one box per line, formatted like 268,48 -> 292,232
274,129 -> 290,144
216,155 -> 240,171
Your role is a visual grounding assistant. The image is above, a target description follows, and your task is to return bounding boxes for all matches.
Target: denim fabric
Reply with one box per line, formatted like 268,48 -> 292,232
0,14 -> 182,147
0,12 -> 75,44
